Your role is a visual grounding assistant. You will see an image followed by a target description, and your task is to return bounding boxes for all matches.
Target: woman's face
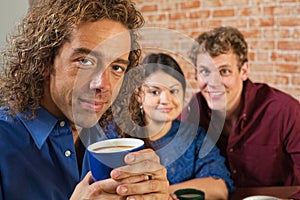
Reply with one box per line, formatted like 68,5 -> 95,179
140,70 -> 184,124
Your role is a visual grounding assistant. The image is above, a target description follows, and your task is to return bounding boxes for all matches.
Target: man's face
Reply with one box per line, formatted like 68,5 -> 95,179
42,19 -> 131,128
195,52 -> 248,114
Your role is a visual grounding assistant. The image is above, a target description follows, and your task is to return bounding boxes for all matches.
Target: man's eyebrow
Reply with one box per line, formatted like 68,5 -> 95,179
113,58 -> 130,66
197,65 -> 209,69
197,64 -> 231,70
218,64 -> 231,69
73,48 -> 129,65
73,47 -> 102,59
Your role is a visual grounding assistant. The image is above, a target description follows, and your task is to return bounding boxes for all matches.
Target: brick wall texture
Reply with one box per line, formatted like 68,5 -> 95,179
133,0 -> 300,102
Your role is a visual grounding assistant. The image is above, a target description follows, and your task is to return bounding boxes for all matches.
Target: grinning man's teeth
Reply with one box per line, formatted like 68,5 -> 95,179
210,92 -> 224,96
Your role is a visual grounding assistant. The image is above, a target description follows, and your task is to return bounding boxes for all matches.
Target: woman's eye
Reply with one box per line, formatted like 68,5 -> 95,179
150,90 -> 159,95
170,89 -> 179,94
152,91 -> 159,95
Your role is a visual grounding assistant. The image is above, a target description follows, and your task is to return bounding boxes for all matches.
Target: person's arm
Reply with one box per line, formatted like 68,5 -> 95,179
284,100 -> 300,183
170,127 -> 234,200
70,148 -> 170,200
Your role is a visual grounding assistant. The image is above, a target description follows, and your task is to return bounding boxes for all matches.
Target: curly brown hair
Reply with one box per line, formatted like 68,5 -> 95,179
189,26 -> 248,70
0,0 -> 144,120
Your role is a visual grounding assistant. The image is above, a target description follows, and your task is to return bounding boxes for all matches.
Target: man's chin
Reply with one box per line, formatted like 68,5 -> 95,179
208,103 -> 226,112
72,115 -> 100,129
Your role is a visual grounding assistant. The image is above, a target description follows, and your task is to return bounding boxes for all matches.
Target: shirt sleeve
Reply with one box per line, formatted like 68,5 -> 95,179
0,175 -> 3,200
283,99 -> 300,183
194,128 -> 235,193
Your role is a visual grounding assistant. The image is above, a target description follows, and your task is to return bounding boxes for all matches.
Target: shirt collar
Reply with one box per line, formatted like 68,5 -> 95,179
18,107 -> 59,149
241,79 -> 257,116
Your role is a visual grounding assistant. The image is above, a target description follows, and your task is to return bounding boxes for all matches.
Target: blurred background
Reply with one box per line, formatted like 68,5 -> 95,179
0,0 -> 29,51
1,0 -> 299,102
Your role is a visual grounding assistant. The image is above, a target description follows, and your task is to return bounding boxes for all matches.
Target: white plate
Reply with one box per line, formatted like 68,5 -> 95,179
243,195 -> 281,200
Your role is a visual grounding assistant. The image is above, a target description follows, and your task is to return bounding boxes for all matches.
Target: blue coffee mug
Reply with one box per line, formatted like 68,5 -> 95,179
88,138 -> 144,181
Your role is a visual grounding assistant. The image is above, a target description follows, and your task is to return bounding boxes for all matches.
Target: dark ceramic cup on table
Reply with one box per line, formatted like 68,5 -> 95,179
174,188 -> 205,200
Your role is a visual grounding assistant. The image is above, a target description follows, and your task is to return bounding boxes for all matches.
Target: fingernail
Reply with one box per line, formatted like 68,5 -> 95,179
126,154 -> 135,163
127,197 -> 135,200
119,186 -> 128,194
111,170 -> 120,178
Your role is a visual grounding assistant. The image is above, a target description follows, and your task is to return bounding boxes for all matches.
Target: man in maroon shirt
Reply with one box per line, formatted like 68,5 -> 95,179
181,26 -> 300,190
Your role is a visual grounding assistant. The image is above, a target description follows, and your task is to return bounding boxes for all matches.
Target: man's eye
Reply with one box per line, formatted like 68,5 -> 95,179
220,69 -> 230,76
112,65 -> 125,73
199,69 -> 210,76
79,58 -> 94,66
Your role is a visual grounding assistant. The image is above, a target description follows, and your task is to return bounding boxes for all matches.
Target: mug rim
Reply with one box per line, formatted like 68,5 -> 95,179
87,138 -> 144,154
174,188 -> 205,200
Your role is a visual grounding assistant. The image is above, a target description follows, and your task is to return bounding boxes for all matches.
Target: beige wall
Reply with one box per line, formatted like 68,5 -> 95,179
0,1 -> 29,50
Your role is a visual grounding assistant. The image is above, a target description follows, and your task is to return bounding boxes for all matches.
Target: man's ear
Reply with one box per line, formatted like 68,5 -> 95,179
40,65 -> 51,80
194,69 -> 198,81
240,62 -> 249,81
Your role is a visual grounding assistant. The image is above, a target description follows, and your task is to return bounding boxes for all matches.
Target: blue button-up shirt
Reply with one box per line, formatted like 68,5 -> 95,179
0,107 -> 91,200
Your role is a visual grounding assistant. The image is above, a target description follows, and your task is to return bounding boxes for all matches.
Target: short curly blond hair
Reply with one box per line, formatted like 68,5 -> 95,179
190,26 -> 248,70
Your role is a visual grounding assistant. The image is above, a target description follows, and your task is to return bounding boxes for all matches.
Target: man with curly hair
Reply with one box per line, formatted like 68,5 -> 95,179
181,26 -> 300,191
0,0 -> 169,199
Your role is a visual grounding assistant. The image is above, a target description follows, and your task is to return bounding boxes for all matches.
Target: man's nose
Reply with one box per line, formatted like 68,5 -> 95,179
90,68 -> 111,93
205,72 -> 223,86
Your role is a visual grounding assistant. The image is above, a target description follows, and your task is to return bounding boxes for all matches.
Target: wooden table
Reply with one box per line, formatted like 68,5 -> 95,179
229,186 -> 300,200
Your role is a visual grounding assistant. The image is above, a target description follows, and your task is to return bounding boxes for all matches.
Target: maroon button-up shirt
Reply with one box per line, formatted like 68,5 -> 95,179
181,79 -> 300,188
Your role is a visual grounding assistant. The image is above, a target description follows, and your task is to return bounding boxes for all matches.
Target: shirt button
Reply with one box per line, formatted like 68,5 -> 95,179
170,167 -> 175,173
229,148 -> 234,152
64,150 -> 71,157
60,121 -> 65,127
232,169 -> 237,174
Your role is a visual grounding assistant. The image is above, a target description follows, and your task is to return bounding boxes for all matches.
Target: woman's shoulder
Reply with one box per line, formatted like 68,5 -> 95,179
173,120 -> 206,134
